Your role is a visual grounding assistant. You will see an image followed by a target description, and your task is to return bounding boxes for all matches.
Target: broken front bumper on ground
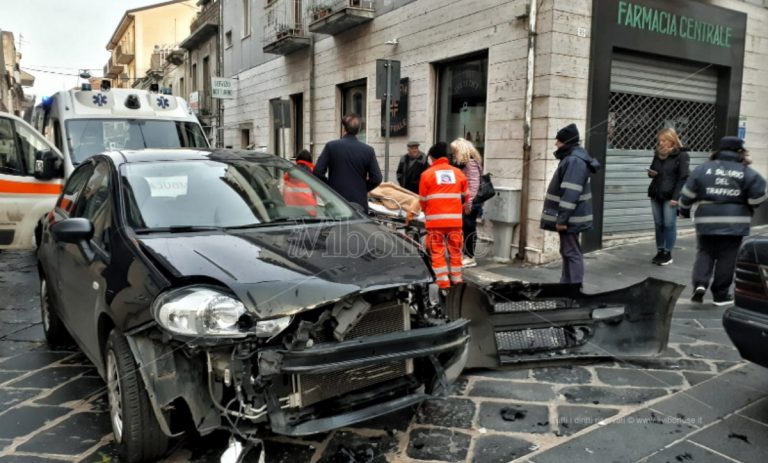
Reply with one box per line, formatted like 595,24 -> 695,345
127,316 -> 470,438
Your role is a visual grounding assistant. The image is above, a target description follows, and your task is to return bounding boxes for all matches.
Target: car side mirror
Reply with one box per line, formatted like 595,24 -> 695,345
34,150 -> 64,180
51,218 -> 94,244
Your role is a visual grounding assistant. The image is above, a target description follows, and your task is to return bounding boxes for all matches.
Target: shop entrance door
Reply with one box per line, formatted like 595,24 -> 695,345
603,54 -> 718,237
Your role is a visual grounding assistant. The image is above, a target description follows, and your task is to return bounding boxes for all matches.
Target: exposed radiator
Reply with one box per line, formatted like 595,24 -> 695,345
294,300 -> 412,408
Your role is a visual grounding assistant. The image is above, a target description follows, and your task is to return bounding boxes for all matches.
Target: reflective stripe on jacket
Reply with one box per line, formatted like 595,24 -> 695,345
678,151 -> 767,236
419,158 -> 469,229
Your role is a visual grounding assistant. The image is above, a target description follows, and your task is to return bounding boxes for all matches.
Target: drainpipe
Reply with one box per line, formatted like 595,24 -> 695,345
308,35 -> 315,157
515,0 -> 538,262
217,0 -> 224,147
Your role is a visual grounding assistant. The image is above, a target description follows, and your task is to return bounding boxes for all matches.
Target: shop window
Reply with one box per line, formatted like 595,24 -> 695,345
435,53 -> 488,155
339,80 -> 367,144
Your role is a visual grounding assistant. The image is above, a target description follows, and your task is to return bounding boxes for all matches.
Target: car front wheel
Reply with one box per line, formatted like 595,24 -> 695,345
106,329 -> 169,463
40,276 -> 72,347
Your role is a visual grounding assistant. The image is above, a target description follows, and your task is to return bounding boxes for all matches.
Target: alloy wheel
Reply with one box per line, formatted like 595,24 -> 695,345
106,350 -> 124,443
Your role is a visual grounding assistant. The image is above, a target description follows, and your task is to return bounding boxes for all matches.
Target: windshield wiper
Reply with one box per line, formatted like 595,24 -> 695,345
224,217 -> 338,229
134,225 -> 224,234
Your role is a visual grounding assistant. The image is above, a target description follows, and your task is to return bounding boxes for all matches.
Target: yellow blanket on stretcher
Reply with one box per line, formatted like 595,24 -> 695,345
369,182 -> 422,215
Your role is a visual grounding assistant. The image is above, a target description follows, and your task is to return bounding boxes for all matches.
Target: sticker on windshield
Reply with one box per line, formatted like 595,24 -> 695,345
146,176 -> 188,197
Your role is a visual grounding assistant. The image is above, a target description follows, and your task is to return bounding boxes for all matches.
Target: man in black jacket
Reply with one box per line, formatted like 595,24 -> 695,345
679,136 -> 767,306
314,113 -> 383,210
540,123 -> 601,285
396,141 -> 428,194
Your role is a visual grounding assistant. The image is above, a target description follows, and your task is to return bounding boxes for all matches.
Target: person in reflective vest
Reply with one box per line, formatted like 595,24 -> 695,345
679,136 -> 767,306
540,123 -> 601,285
419,142 -> 469,290
283,150 -> 318,216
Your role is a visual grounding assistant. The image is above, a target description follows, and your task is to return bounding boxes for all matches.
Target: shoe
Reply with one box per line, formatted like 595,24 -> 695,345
462,256 -> 477,268
657,251 -> 673,266
713,294 -> 734,307
691,286 -> 706,303
651,250 -> 664,264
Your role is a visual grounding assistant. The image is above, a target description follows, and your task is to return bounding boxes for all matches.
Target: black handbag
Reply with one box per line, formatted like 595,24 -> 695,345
473,173 -> 495,205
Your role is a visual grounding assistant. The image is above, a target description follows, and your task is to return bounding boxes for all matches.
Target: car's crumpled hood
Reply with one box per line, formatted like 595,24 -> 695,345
137,220 -> 431,319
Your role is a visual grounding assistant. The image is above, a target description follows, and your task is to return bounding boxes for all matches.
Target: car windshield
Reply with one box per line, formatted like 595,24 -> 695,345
120,158 -> 356,231
66,119 -> 208,164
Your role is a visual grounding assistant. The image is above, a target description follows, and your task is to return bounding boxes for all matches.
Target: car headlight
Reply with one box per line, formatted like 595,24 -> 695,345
152,286 -> 291,338
761,266 -> 768,289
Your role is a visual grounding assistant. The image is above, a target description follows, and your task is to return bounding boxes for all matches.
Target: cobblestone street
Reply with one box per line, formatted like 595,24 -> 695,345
2,233 -> 768,462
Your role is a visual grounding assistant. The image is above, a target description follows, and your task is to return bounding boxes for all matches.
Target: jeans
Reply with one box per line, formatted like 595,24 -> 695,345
462,205 -> 482,258
693,235 -> 743,300
650,199 -> 678,252
559,232 -> 584,284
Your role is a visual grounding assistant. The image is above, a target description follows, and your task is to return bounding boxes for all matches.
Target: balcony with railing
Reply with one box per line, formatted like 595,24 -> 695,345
182,0 -> 219,50
307,0 -> 374,35
115,40 -> 135,65
104,58 -> 124,79
263,0 -> 310,55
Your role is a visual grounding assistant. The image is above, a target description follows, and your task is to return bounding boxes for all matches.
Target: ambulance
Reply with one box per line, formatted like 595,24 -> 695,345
0,85 -> 208,250
0,111 -> 65,249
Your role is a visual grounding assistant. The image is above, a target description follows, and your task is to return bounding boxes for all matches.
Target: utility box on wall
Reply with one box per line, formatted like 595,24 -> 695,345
484,187 -> 521,262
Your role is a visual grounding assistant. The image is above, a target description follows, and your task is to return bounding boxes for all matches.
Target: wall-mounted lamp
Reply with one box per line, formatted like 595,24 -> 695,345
385,38 -> 399,46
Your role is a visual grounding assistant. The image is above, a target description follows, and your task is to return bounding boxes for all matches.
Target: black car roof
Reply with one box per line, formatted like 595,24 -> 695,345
100,148 -> 283,166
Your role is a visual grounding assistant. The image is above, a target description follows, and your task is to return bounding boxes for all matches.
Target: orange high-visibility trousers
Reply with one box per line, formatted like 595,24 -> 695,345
426,227 -> 464,289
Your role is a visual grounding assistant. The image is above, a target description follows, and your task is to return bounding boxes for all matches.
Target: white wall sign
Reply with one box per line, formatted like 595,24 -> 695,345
212,77 -> 235,99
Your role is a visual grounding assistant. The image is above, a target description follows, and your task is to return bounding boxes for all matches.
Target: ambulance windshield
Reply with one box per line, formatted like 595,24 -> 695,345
66,119 -> 209,164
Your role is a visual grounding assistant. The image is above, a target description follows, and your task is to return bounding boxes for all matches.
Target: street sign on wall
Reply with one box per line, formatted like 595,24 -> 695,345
211,77 -> 235,99
188,91 -> 199,113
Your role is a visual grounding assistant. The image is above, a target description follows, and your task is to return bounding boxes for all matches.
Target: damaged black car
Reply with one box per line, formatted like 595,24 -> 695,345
37,149 -> 469,462
36,149 -> 682,462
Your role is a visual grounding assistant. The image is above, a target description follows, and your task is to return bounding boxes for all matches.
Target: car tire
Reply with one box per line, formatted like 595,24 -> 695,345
106,329 -> 169,463
40,276 -> 73,347
34,221 -> 43,249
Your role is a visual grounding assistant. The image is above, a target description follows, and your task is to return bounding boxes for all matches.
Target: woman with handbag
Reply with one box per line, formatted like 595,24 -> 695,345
450,138 -> 484,268
647,128 -> 690,266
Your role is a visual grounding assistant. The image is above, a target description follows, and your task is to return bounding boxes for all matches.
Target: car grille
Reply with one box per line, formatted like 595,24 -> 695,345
294,301 -> 411,407
495,327 -> 567,352
494,300 -> 560,313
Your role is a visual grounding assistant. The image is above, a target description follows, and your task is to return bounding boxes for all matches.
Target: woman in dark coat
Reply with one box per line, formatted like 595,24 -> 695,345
647,128 -> 689,266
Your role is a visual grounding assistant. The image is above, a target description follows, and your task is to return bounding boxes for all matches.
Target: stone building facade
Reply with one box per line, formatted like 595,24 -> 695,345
220,0 -> 768,263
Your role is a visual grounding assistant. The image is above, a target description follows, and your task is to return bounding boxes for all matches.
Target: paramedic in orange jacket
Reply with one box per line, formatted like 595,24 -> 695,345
419,142 -> 470,290
283,150 -> 318,215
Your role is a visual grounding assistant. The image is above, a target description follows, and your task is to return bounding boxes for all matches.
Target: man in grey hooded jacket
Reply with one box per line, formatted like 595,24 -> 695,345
540,123 -> 601,284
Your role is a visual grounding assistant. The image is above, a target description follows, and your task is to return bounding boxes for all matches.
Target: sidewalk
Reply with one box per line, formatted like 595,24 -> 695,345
470,226 -> 768,297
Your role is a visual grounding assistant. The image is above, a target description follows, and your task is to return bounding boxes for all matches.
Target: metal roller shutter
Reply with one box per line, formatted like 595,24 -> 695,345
604,54 -> 718,236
